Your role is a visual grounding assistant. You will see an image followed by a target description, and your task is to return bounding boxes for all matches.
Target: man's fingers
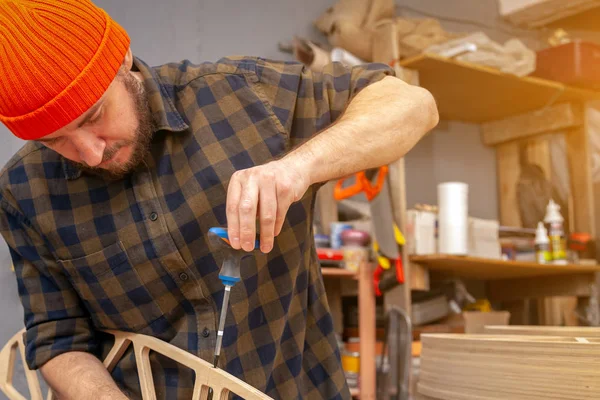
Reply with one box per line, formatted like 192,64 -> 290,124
239,175 -> 259,252
258,172 -> 277,253
226,176 -> 243,249
274,179 -> 293,237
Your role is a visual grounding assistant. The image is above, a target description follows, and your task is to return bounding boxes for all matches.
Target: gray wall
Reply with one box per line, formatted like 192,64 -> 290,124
0,1 -> 506,395
405,121 -> 498,220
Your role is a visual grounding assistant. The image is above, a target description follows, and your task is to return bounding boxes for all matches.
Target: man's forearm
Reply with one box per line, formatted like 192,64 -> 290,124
41,352 -> 129,400
283,76 -> 439,185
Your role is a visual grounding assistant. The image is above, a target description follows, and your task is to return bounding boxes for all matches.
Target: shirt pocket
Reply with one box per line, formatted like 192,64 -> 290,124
59,241 -> 164,331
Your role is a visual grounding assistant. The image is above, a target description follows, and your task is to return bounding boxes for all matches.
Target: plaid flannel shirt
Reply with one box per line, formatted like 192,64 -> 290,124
0,55 -> 393,399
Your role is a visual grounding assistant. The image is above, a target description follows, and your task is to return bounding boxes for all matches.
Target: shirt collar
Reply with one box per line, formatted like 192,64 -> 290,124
62,56 -> 190,180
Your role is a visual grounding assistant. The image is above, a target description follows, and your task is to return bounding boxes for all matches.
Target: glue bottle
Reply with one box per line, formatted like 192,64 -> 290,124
534,221 -> 551,264
544,199 -> 567,265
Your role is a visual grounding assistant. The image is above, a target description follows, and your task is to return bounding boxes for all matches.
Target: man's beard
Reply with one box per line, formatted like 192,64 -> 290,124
79,70 -> 155,181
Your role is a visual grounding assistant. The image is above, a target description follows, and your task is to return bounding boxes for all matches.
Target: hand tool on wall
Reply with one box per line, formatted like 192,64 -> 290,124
334,167 -> 405,296
377,306 -> 412,400
372,228 -> 405,296
207,227 -> 261,369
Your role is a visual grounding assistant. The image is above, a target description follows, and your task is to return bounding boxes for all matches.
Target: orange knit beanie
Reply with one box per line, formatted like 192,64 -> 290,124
0,0 -> 130,140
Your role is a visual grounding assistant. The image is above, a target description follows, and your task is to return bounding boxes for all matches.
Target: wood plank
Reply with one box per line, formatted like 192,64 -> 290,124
481,103 -> 582,146
399,54 -> 600,123
373,19 -> 418,319
372,19 -> 398,67
1,328 -> 274,400
499,0 -> 600,28
0,330 -> 43,400
525,137 -> 552,177
496,141 -> 522,227
410,254 -> 600,280
484,325 -> 600,337
358,262 -> 376,400
521,137 -> 577,326
545,5 -> 600,30
315,181 -> 337,235
323,278 -> 343,335
418,333 -> 600,400
488,273 -> 594,301
321,267 -> 358,279
566,121 -> 596,235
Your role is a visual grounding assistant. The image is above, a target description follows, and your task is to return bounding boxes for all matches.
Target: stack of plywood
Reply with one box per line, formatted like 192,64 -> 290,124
418,333 -> 600,399
484,325 -> 600,337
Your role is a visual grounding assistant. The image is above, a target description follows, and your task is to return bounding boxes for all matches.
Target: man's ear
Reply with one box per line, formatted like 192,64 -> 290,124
122,47 -> 134,71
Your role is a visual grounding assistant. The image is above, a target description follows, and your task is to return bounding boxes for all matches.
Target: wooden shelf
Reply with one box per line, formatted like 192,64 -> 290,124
320,267 -> 358,279
399,54 -> 600,123
409,254 -> 600,280
545,5 -> 600,30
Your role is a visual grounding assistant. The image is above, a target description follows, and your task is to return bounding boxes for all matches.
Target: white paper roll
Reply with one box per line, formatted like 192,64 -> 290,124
438,182 -> 469,255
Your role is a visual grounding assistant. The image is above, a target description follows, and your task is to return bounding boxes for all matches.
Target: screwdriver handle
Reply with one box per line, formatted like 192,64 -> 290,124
208,227 -> 261,286
208,227 -> 260,250
219,257 -> 241,286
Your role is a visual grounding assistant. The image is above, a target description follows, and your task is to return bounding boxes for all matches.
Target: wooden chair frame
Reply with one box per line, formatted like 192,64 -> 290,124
0,328 -> 272,400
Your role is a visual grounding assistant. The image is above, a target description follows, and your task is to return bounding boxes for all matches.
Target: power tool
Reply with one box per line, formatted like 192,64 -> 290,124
207,227 -> 260,369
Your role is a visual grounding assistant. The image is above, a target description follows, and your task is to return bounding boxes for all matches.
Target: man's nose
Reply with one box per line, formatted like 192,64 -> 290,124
71,133 -> 106,167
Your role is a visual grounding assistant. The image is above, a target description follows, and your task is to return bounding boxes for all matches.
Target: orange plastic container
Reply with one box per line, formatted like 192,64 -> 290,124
531,40 -> 600,90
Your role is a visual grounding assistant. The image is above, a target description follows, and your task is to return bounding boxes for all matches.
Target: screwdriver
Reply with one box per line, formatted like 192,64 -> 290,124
207,227 -> 260,368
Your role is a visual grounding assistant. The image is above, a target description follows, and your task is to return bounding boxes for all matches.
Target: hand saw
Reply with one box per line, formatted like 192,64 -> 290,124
334,167 -> 399,259
334,167 -> 405,295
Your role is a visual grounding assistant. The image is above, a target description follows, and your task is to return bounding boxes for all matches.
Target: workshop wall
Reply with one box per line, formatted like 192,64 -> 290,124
398,0 -> 539,220
405,121 -> 498,220
0,2 -> 507,393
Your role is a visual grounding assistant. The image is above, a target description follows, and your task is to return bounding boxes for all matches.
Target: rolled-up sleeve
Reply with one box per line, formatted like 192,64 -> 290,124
255,58 -> 396,148
0,195 -> 96,370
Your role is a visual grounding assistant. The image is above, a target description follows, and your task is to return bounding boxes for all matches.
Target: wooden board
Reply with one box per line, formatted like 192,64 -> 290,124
0,328 -> 273,400
315,181 -> 337,235
488,273 -> 594,301
418,333 -> 600,400
498,0 -> 600,28
496,141 -> 523,227
409,254 -> 600,280
321,267 -> 358,279
485,325 -> 600,337
545,5 -> 600,30
481,103 -> 582,146
566,123 -> 596,235
399,54 -> 600,123
0,330 -> 43,400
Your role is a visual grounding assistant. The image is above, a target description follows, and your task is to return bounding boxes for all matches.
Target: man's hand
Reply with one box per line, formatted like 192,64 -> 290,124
225,76 -> 438,254
225,160 -> 310,253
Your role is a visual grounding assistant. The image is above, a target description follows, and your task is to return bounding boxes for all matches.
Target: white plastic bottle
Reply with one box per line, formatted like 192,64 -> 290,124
544,199 -> 567,265
534,221 -> 551,264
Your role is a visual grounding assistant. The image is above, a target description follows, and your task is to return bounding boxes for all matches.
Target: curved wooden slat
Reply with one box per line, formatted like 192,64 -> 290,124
1,329 -> 273,400
0,329 -> 43,400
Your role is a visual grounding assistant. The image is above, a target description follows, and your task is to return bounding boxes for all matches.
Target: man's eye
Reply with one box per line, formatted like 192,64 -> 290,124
42,137 -> 63,146
88,107 -> 104,125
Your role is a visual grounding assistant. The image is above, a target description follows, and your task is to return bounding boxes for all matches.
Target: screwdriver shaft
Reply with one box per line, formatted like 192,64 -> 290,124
213,285 -> 231,368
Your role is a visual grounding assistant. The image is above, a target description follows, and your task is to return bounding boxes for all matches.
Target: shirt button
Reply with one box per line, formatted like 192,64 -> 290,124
202,328 -> 210,338
179,272 -> 189,281
149,212 -> 158,221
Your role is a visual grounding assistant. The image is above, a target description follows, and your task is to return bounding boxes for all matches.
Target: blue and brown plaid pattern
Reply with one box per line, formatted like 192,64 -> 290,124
0,55 -> 393,399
